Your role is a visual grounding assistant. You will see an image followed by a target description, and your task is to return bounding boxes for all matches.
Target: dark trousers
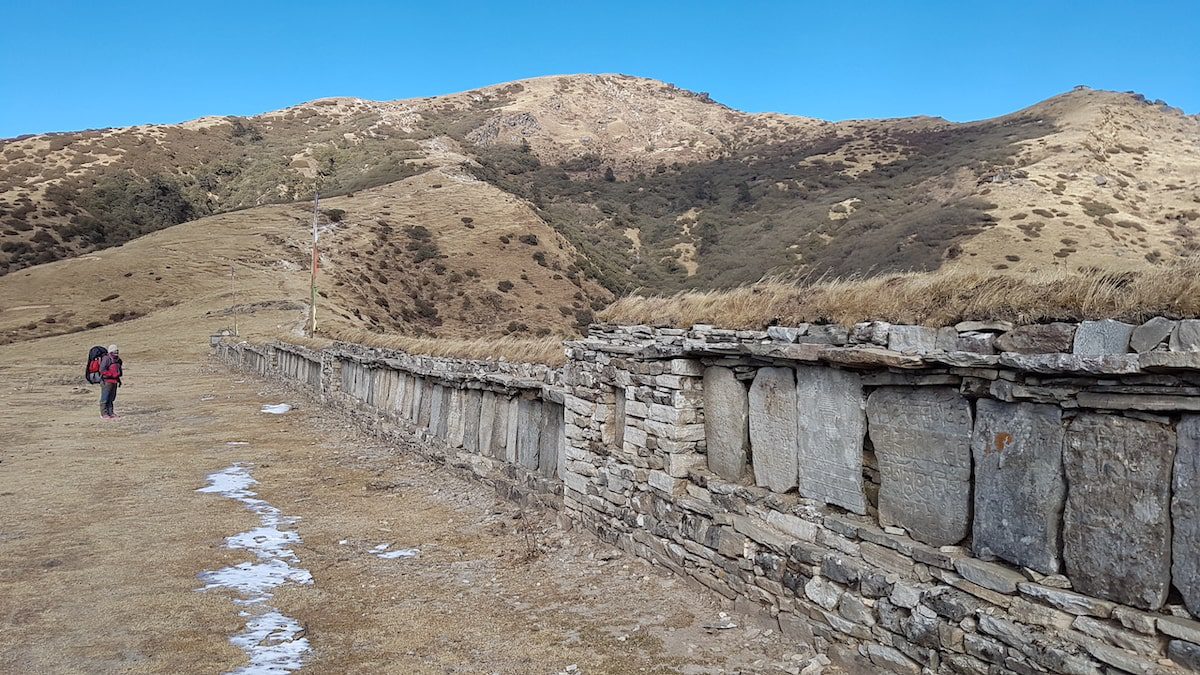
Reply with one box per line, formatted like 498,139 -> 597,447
100,382 -> 118,417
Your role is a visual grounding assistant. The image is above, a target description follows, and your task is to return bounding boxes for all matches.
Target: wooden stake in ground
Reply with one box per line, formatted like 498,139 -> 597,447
309,192 -> 319,337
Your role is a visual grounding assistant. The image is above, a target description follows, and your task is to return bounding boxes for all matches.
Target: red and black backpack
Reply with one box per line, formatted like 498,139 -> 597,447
85,346 -> 107,384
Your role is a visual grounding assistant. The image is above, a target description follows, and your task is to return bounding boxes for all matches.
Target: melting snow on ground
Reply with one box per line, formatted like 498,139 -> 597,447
198,463 -> 311,674
370,543 -> 420,560
260,404 -> 292,415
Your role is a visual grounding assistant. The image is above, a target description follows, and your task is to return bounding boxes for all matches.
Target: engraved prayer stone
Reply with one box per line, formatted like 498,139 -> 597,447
703,367 -> 751,482
1063,413 -> 1174,610
795,366 -> 867,514
749,367 -> 799,492
1173,416 -> 1200,616
867,387 -> 973,546
971,400 -> 1065,574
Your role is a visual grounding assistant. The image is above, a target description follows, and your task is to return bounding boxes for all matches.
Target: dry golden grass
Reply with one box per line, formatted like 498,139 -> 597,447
601,260 -> 1200,329
313,327 -> 567,366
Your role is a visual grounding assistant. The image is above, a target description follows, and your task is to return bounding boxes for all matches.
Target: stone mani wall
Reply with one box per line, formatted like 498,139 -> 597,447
216,340 -> 566,507
563,323 -> 1200,675
217,320 -> 1200,674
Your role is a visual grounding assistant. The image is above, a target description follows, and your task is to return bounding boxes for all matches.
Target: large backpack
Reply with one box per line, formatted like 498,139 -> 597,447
86,346 -> 107,384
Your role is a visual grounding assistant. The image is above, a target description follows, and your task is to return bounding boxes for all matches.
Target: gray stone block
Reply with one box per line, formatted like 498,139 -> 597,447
1175,415 -> 1200,617
1073,319 -> 1134,355
477,391 -> 497,455
867,387 -> 973,546
1172,320 -> 1200,352
538,401 -> 565,479
462,389 -> 482,453
1063,413 -> 1175,610
516,398 -> 542,470
1130,316 -> 1176,353
446,388 -> 465,448
995,323 -> 1076,354
888,325 -> 939,354
504,397 -> 519,463
1169,640 -> 1200,671
971,400 -> 1066,574
748,367 -> 799,493
795,366 -> 867,514
703,367 -> 751,482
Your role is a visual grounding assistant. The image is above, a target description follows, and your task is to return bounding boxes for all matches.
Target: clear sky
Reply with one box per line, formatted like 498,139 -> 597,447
1,0 -> 1197,138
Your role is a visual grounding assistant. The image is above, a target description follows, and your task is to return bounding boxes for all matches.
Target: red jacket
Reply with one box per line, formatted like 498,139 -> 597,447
99,354 -> 123,384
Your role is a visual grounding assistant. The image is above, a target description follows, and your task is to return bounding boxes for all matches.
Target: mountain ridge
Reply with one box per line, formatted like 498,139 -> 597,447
0,74 -> 1196,342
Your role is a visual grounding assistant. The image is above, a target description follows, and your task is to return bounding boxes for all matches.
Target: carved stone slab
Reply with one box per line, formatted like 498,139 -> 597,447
703,367 -> 751,482
446,388 -> 465,448
517,398 -> 542,470
417,380 -> 434,429
429,384 -> 446,436
1064,413 -> 1174,610
867,387 -> 973,546
1174,416 -> 1200,616
795,366 -> 866,514
462,389 -> 482,453
971,400 -> 1065,574
477,391 -> 497,456
749,367 -> 799,493
505,397 -> 520,463
539,401 -> 565,479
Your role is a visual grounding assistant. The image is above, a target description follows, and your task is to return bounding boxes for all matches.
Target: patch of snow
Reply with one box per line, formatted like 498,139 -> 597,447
197,464 -> 311,673
260,404 -> 291,414
371,543 -> 420,560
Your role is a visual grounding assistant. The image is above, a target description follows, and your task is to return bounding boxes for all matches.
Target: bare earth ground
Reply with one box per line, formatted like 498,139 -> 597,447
0,351 -> 822,674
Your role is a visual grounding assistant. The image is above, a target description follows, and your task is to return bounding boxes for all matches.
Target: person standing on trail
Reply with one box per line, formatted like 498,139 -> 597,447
99,345 -> 123,419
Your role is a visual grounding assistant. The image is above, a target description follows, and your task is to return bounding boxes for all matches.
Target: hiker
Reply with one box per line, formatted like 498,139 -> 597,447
99,345 -> 123,419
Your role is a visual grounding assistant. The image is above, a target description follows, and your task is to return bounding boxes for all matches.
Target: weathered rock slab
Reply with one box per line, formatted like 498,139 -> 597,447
1063,413 -> 1174,610
795,366 -> 866,514
516,398 -> 542,470
867,387 -> 973,546
703,367 -> 751,483
995,323 -> 1076,354
1175,415 -> 1200,616
748,367 -> 799,493
971,400 -> 1065,574
1072,319 -> 1134,355
538,401 -> 565,479
888,325 -> 939,354
1130,316 -> 1176,353
1172,320 -> 1200,352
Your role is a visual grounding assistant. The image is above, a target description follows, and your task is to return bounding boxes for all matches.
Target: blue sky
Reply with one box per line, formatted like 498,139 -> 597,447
1,1 -> 1196,138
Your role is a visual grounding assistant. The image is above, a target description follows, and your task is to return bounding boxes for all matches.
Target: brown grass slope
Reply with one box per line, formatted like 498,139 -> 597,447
4,75 -> 1196,286
0,171 -> 607,352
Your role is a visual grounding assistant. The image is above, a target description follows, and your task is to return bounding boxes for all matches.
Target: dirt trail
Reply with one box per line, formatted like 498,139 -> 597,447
0,354 -> 818,674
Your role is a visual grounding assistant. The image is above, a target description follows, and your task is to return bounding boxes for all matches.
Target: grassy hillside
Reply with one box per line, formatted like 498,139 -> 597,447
1,75 -> 1197,345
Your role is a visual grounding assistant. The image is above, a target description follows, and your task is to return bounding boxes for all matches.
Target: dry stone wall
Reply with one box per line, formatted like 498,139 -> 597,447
217,315 -> 1200,674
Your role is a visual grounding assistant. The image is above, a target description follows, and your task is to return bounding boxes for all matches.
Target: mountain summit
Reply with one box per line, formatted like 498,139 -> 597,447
0,75 -> 1197,340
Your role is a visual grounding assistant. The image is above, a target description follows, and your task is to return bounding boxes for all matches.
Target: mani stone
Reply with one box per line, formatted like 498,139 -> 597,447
1175,416 -> 1200,616
749,367 -> 799,493
418,381 -> 434,429
1171,320 -> 1200,352
995,323 -> 1076,354
971,400 -> 1066,574
478,391 -> 498,456
866,387 -> 973,546
505,398 -> 520,463
1063,413 -> 1174,610
703,367 -> 751,483
538,401 -> 565,479
888,325 -> 939,354
795,366 -> 867,514
1072,319 -> 1134,355
516,398 -> 542,470
462,389 -> 482,453
446,388 -> 465,448
1130,317 -> 1176,353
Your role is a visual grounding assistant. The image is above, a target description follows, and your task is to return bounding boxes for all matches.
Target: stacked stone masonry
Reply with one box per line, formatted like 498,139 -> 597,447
218,316 -> 1200,674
